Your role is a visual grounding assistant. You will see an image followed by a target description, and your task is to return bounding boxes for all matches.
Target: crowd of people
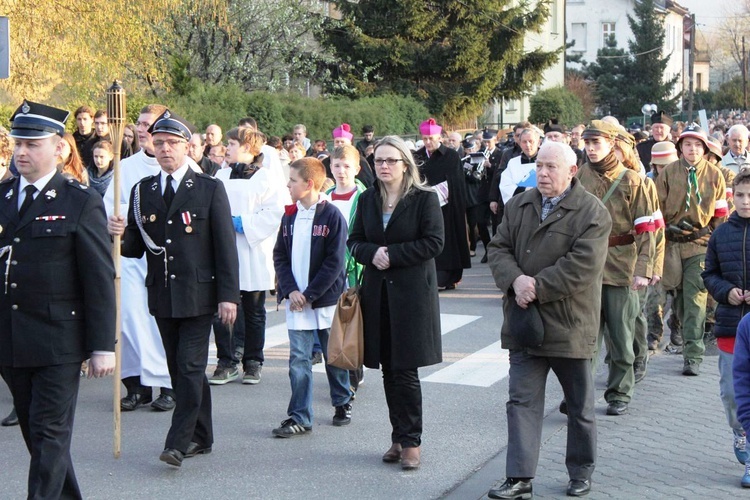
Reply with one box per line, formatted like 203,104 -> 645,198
5,97 -> 750,498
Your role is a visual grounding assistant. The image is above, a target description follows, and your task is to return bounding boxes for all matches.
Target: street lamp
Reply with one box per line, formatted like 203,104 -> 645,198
641,103 -> 657,129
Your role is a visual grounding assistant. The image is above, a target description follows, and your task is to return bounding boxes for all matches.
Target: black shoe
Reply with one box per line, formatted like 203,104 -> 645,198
633,359 -> 647,383
185,442 -> 212,458
567,479 -> 591,497
1,407 -> 18,426
332,403 -> 352,426
606,401 -> 628,416
481,253 -> 489,264
311,352 -> 323,365
151,393 -> 176,411
272,418 -> 312,438
682,359 -> 700,376
488,478 -> 533,499
159,448 -> 184,467
647,334 -> 659,351
559,399 -> 568,415
120,393 -> 152,412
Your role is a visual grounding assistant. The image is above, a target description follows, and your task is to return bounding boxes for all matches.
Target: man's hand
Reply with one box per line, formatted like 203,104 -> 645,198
88,353 -> 115,378
649,274 -> 661,286
631,276 -> 649,291
490,201 -> 499,214
107,215 -> 125,236
372,246 -> 390,270
728,288 -> 744,306
218,302 -> 237,326
288,291 -> 307,312
512,275 -> 536,308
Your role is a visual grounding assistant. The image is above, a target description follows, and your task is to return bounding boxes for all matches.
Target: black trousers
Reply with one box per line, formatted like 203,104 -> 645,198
122,376 -> 175,398
467,204 -> 491,252
380,287 -> 423,448
155,315 -> 213,453
213,291 -> 267,367
1,362 -> 82,500
506,350 -> 596,481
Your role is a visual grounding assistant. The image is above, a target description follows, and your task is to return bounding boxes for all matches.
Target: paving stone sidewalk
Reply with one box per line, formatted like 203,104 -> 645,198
446,344 -> 745,499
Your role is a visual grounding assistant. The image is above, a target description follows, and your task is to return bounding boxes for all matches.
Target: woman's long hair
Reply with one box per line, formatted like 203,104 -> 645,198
124,123 -> 140,152
374,136 -> 432,200
60,133 -> 89,184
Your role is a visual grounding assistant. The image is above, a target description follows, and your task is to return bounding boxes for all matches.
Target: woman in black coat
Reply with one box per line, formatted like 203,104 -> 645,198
348,135 -> 445,471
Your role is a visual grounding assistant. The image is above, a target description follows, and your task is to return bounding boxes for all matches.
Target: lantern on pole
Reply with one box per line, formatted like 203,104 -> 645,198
106,80 -> 126,459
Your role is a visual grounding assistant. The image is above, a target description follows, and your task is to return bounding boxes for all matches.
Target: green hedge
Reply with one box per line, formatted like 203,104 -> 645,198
166,84 -> 430,140
0,83 -> 431,140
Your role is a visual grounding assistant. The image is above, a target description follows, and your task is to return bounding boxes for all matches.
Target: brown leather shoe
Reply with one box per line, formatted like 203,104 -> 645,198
401,446 -> 420,470
382,443 -> 402,463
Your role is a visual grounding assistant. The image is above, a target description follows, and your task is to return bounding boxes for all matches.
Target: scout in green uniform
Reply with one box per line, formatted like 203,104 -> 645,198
577,120 -> 655,416
656,124 -> 729,376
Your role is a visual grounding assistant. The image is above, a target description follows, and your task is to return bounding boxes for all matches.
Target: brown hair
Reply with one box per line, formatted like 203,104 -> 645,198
330,145 -> 360,163
74,105 -> 94,119
226,127 -> 265,156
733,168 -> 750,189
614,139 -> 640,172
92,140 -> 114,155
59,133 -> 88,184
290,157 -> 326,190
140,104 -> 168,116
0,126 -> 13,165
94,110 -> 108,120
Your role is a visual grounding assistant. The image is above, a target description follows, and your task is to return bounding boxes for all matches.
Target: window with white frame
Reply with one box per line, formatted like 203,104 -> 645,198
571,23 -> 587,52
601,22 -> 616,47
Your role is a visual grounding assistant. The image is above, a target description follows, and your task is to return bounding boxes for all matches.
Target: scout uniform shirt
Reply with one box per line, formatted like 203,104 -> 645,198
656,157 -> 728,260
577,162 -> 655,286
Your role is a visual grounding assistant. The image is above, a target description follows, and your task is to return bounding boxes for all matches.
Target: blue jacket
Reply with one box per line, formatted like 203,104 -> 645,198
273,200 -> 347,308
702,211 -> 750,338
734,314 -> 750,434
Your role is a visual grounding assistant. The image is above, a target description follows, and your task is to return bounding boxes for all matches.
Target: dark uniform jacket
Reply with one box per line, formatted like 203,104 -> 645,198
0,172 -> 116,367
121,166 -> 240,318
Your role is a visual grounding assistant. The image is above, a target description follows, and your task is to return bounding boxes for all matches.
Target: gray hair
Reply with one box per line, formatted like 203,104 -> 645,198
728,124 -> 749,139
538,141 -> 577,167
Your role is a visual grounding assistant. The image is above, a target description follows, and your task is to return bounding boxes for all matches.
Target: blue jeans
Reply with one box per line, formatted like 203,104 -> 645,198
719,350 -> 744,437
287,328 -> 351,427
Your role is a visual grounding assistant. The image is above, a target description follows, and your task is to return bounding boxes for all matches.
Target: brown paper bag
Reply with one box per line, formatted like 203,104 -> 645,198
328,287 -> 364,370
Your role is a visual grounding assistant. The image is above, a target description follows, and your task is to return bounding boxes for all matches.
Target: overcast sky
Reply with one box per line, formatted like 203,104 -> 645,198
677,0 -> 733,32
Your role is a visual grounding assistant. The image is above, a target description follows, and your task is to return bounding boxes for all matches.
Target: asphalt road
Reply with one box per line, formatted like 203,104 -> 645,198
0,254 -> 530,500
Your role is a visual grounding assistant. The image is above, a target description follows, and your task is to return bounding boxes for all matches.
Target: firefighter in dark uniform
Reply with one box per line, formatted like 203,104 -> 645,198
0,100 -> 116,499
108,110 -> 240,467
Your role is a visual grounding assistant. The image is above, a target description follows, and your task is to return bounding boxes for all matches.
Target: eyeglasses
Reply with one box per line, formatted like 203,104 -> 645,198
373,158 -> 404,166
153,139 -> 186,148
135,121 -> 153,128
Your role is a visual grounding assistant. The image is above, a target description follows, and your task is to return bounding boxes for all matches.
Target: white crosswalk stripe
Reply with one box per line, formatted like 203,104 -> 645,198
209,313 -> 511,387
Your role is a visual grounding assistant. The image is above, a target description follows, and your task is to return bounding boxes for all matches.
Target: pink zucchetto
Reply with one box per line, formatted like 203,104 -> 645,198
419,118 -> 442,136
332,123 -> 353,141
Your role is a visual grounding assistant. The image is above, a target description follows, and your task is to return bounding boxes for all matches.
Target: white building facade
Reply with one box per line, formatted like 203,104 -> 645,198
567,0 -> 690,105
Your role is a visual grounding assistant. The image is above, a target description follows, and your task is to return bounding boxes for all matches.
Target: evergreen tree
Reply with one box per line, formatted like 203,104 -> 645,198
318,0 -> 559,122
625,0 -> 680,116
585,37 -> 634,119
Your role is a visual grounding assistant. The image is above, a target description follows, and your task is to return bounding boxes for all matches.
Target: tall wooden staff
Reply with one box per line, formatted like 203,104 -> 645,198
106,81 -> 126,458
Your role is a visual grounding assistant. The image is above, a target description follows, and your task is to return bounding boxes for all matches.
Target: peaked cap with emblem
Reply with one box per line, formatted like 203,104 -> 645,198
676,122 -> 709,151
148,109 -> 196,141
582,120 -> 620,140
482,129 -> 497,141
9,100 -> 69,139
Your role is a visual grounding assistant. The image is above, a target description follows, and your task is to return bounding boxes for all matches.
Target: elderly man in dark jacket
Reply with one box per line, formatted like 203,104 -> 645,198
486,141 -> 612,499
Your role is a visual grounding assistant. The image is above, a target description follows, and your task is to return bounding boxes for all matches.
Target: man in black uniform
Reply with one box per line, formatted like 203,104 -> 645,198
108,110 -> 239,467
0,100 -> 116,499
